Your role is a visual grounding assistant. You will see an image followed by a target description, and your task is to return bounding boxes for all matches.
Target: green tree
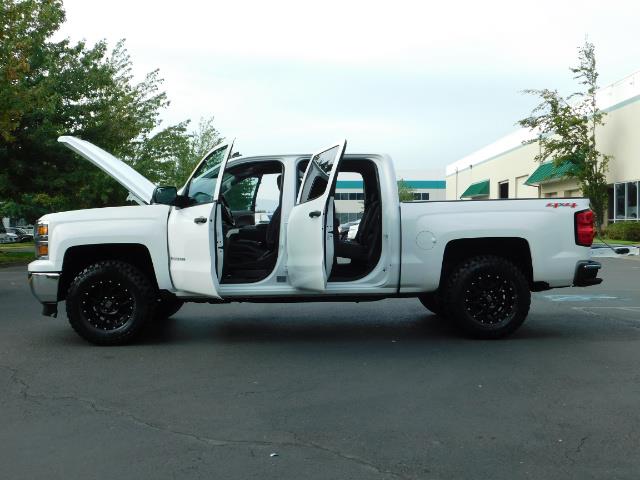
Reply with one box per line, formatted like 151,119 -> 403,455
519,40 -> 611,230
129,116 -> 226,191
0,0 -> 208,222
174,116 -> 224,186
397,179 -> 416,202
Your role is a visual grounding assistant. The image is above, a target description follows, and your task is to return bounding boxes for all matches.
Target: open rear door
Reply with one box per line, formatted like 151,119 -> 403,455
167,140 -> 234,297
286,140 -> 346,291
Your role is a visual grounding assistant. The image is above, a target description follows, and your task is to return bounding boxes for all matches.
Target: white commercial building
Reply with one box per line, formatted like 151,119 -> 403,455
445,70 -> 640,223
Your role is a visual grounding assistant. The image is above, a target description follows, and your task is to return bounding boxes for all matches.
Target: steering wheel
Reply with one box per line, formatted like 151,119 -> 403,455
220,195 -> 236,227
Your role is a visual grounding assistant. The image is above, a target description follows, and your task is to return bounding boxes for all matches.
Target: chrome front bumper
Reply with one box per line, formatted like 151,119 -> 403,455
28,272 -> 60,304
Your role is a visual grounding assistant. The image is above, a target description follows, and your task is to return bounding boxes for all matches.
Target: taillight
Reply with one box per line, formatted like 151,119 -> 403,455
575,209 -> 595,247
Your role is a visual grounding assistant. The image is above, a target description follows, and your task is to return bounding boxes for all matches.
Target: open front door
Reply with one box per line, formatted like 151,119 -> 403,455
167,140 -> 234,297
286,140 -> 346,291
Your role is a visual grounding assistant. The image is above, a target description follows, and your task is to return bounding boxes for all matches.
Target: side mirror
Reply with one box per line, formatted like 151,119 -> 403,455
151,186 -> 177,205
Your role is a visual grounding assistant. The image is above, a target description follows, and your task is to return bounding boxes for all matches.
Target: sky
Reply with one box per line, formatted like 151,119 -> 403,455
57,0 -> 640,177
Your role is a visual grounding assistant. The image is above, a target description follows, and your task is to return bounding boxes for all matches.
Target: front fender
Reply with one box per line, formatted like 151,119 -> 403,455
28,205 -> 173,290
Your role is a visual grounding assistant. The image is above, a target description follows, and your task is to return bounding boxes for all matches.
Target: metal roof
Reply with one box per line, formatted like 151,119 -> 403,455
524,161 -> 575,186
460,180 -> 490,198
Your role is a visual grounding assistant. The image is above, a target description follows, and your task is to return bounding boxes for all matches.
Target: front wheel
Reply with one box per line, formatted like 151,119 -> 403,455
442,255 -> 530,339
66,260 -> 156,345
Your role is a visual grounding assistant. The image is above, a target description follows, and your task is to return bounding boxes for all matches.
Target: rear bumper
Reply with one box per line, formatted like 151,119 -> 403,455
573,260 -> 602,287
28,272 -> 60,303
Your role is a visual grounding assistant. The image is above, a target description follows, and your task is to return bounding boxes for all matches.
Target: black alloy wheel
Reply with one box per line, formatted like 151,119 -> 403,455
66,260 -> 156,345
80,277 -> 135,331
443,255 -> 530,339
463,270 -> 517,327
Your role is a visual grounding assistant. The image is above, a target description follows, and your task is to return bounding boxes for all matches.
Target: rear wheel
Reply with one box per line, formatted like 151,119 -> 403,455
442,255 -> 530,339
66,260 -> 156,345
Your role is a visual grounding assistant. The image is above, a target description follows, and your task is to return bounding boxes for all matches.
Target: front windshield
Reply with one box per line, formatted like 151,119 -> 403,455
186,144 -> 229,205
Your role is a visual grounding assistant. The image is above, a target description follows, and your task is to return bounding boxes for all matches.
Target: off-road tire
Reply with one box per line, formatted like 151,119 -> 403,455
442,255 -> 530,339
66,260 -> 156,346
418,292 -> 445,316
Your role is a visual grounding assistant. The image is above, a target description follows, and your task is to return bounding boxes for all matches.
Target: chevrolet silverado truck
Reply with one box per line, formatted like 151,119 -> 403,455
28,137 -> 602,345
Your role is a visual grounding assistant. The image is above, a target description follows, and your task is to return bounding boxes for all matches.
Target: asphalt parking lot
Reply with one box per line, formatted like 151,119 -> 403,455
1,257 -> 640,479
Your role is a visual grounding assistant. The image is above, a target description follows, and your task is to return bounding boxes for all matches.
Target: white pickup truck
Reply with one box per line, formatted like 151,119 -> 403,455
28,137 -> 602,345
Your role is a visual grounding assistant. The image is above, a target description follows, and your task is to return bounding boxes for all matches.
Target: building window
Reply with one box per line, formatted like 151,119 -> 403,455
612,181 -> 640,222
337,212 -> 363,223
608,187 -> 614,221
615,183 -> 626,219
410,192 -> 430,201
335,192 -> 364,201
627,182 -> 638,219
499,181 -> 509,199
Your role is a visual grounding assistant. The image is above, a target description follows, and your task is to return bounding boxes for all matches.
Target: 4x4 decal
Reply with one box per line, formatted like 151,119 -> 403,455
546,202 -> 578,208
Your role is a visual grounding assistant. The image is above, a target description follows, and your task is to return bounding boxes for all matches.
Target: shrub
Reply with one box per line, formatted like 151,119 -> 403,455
604,221 -> 640,242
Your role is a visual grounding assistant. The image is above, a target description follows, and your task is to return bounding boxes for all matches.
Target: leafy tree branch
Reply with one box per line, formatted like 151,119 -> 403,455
519,40 -> 610,230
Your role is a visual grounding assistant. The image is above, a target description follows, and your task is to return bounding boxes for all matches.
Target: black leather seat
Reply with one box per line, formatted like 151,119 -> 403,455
335,200 -> 381,264
226,175 -> 283,270
226,206 -> 280,269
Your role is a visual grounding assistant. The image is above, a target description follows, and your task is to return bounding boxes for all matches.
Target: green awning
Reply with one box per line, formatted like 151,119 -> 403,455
524,161 -> 575,186
460,180 -> 490,198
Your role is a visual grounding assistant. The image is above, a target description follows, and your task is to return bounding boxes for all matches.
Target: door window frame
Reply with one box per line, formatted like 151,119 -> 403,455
296,142 -> 346,205
182,142 -> 233,207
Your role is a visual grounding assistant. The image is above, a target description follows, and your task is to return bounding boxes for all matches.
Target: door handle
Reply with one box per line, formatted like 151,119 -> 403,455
309,210 -> 321,218
194,216 -> 207,224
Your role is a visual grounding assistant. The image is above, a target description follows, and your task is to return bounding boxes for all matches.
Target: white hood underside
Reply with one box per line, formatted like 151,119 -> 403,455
58,136 -> 156,204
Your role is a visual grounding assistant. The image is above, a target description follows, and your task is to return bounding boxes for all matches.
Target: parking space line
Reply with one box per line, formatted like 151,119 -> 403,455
572,306 -> 640,318
543,294 -> 618,302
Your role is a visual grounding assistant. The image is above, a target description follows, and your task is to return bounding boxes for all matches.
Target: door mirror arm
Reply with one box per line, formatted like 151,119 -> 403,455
172,194 -> 191,209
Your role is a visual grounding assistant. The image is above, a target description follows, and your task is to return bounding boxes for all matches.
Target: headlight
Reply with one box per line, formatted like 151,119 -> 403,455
35,222 -> 49,259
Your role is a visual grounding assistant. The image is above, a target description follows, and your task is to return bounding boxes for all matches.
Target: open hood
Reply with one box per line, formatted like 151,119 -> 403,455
58,136 -> 156,204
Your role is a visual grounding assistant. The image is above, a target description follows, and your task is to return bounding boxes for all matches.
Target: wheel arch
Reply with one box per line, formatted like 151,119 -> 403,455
440,237 -> 533,289
58,243 -> 158,301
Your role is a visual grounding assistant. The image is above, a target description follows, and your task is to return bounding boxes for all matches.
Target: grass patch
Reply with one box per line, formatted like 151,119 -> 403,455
0,241 -> 34,250
0,250 -> 34,266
